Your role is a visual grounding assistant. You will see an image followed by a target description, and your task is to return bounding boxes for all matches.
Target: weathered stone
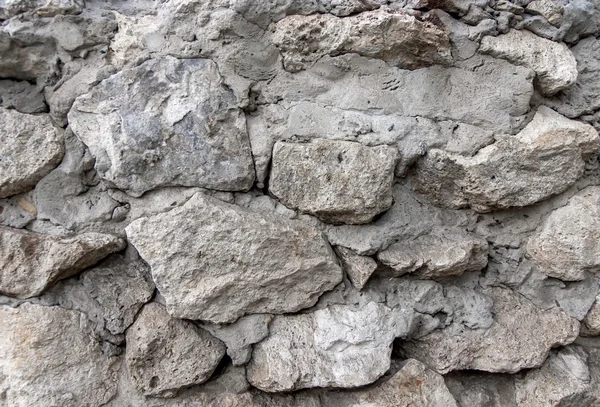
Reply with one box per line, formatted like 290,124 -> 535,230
125,302 -> 226,398
0,0 -> 84,19
0,193 -> 36,228
413,106 -> 599,212
0,80 -> 47,113
515,346 -> 597,407
0,226 -> 125,298
247,302 -> 403,391
0,29 -> 58,80
270,9 -> 452,72
527,186 -> 600,281
445,371 -> 517,407
269,140 -> 398,224
582,296 -> 600,336
377,230 -> 488,279
201,314 -> 273,366
526,0 -> 563,26
480,29 -> 577,95
0,109 -> 63,199
334,246 -> 377,290
0,303 -> 119,406
126,192 -> 342,323
321,359 -> 458,407
402,287 -> 579,374
69,56 -> 255,197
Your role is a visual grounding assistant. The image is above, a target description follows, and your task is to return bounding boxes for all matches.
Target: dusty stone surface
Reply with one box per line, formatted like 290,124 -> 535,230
269,139 -> 398,224
480,29 -> 577,95
0,303 -> 119,407
334,246 -> 377,290
0,226 -> 125,298
0,109 -> 64,199
582,296 -> 600,337
127,193 -> 342,323
445,371 -> 518,407
527,186 -> 600,281
413,106 -> 599,211
69,56 -> 255,197
126,302 -> 226,398
270,9 -> 452,72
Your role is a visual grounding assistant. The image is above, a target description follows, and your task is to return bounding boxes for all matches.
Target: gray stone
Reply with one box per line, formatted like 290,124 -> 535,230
69,56 -> 255,197
582,295 -> 600,336
270,9 -> 452,72
0,80 -> 47,113
0,226 -> 125,298
402,287 -> 579,374
269,140 -> 398,224
554,0 -> 600,44
0,0 -> 84,19
125,302 -> 226,398
377,230 -> 488,279
413,106 -> 599,212
526,0 -> 563,26
527,186 -> 600,281
445,371 -> 517,407
480,29 -> 577,95
0,193 -> 36,228
126,192 -> 342,323
0,109 -> 63,199
334,246 -> 377,290
0,303 -> 119,407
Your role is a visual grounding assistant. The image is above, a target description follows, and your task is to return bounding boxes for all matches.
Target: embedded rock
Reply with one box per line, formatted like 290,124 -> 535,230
526,0 -> 564,27
0,226 -> 125,298
334,246 -> 377,290
582,296 -> 600,336
68,56 -> 255,197
480,29 -> 577,95
377,230 -> 488,279
125,303 -> 226,398
413,106 -> 599,211
321,359 -> 458,407
247,302 -> 403,391
0,79 -> 47,113
445,371 -> 518,407
402,287 -> 579,374
126,193 -> 342,323
270,9 -> 452,72
527,187 -> 600,281
269,140 -> 398,224
0,109 -> 63,199
0,303 -> 119,407
0,0 -> 84,19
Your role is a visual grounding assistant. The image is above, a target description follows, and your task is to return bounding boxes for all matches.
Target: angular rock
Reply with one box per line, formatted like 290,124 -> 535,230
0,109 -> 63,199
0,0 -> 84,19
526,0 -> 563,26
0,80 -> 47,113
582,296 -> 600,336
126,193 -> 342,323
480,29 -> 577,95
247,302 -> 403,391
321,359 -> 458,407
527,186 -> 600,281
445,371 -> 517,407
0,29 -> 59,80
413,106 -> 599,211
269,140 -> 398,224
377,230 -> 488,279
0,226 -> 125,298
270,9 -> 452,72
515,346 -> 596,407
126,303 -> 226,398
334,246 -> 377,290
402,287 -> 579,374
0,303 -> 119,406
68,56 -> 255,197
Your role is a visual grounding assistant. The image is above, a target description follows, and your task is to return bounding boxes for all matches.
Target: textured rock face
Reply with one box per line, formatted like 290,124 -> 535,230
127,193 -> 342,323
126,303 -> 226,398
269,140 -> 398,224
414,106 -> 599,211
0,226 -> 125,298
69,56 -> 255,197
334,246 -> 377,290
0,109 -> 64,198
527,187 -> 600,281
270,9 -> 452,72
0,303 -> 119,407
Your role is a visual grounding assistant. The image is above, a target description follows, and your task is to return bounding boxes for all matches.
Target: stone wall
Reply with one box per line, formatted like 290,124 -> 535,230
1,0 -> 600,406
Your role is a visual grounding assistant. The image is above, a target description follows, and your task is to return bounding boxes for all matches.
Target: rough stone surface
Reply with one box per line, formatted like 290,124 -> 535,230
413,106 -> 599,211
582,296 -> 600,337
269,140 -> 398,224
480,29 -> 577,95
0,109 -> 63,199
69,56 -> 255,197
0,226 -> 125,298
527,186 -> 600,281
127,193 -> 342,323
0,303 -> 119,407
270,9 -> 452,72
126,302 -> 226,398
334,246 -> 377,290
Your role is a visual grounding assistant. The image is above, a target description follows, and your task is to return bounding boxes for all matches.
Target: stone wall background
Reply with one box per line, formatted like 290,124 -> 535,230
1,0 -> 600,406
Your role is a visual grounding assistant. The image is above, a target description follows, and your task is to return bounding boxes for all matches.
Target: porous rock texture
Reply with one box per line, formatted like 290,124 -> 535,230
2,0 -> 600,405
